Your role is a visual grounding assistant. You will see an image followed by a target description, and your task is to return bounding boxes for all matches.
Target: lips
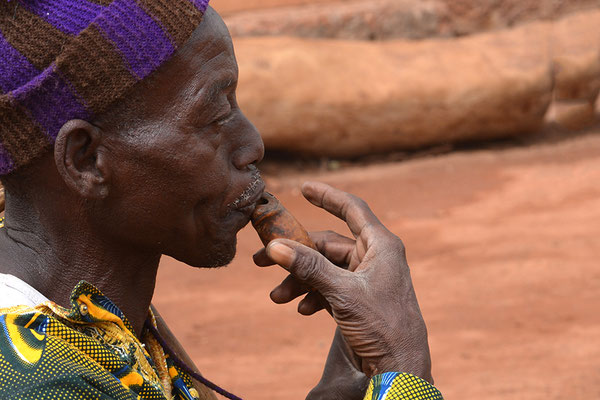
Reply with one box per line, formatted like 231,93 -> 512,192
230,176 -> 265,215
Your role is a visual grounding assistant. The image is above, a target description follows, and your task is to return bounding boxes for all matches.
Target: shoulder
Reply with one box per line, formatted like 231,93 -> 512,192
0,308 -> 134,399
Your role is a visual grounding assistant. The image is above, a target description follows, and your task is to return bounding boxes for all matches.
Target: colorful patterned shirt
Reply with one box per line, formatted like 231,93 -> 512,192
0,280 -> 204,399
364,372 -> 443,399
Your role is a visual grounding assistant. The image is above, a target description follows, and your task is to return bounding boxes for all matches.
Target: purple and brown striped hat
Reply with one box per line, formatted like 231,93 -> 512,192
0,0 -> 209,175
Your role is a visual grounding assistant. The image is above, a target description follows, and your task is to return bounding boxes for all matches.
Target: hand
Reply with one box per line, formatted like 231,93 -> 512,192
254,182 -> 433,381
256,229 -> 370,399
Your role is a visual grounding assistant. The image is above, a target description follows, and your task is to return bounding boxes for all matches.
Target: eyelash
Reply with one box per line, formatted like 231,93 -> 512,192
215,114 -> 233,126
213,97 -> 235,126
187,90 -> 236,131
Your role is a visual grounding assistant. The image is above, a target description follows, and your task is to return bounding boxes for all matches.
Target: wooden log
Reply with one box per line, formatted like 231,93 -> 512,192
235,21 -> 554,157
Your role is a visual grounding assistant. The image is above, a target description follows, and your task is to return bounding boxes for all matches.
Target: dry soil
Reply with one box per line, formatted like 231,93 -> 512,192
153,126 -> 600,399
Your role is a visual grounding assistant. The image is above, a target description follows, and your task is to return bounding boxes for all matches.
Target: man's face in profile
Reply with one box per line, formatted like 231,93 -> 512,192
96,7 -> 264,268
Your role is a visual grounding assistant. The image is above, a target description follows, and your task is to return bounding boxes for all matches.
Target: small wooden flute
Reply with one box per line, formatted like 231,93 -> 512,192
251,192 -> 316,250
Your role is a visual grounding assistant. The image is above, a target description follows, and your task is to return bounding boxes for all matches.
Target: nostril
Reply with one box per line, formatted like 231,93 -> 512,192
232,145 -> 264,171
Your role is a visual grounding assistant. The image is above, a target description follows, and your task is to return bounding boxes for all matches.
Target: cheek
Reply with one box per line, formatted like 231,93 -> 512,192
102,127 -> 238,247
166,150 -> 234,233
190,152 -> 232,207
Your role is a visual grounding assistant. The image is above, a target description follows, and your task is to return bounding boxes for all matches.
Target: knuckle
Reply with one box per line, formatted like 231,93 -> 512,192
349,194 -> 368,209
380,234 -> 405,253
292,252 -> 322,282
314,230 -> 336,245
395,237 -> 406,253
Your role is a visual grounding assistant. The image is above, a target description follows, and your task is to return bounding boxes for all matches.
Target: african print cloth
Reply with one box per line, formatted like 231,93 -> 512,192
0,280 -> 202,399
364,372 -> 443,400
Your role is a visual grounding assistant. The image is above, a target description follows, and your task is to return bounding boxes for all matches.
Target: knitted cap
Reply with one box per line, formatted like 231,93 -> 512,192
0,0 -> 209,175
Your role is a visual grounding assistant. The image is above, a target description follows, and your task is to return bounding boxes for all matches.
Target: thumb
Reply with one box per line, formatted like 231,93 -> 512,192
266,239 -> 351,297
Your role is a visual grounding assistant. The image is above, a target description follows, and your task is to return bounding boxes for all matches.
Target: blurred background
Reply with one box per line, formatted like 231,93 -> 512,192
153,0 -> 600,398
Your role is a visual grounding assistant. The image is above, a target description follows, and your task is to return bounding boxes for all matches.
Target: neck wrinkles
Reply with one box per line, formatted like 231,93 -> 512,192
0,190 -> 162,337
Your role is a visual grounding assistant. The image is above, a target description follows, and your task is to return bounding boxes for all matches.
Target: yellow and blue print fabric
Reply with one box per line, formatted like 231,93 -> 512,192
364,372 -> 443,400
0,281 -> 200,399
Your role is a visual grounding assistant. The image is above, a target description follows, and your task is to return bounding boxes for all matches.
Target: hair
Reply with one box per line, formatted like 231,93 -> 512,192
0,157 -> 38,195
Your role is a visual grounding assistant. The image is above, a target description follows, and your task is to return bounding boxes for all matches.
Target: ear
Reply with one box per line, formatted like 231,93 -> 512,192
54,119 -> 110,199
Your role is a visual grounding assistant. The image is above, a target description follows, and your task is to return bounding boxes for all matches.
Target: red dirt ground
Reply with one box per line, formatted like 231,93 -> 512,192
153,126 -> 600,399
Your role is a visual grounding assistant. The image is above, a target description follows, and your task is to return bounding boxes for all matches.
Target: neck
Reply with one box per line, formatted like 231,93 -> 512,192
0,190 -> 161,337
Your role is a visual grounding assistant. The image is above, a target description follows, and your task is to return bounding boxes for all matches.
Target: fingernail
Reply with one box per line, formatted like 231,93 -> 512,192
267,242 -> 295,265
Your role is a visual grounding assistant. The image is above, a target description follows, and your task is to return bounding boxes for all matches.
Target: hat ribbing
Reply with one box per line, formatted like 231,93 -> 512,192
0,0 -> 209,175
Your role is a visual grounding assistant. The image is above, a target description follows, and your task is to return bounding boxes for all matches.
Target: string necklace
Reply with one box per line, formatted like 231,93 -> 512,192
144,320 -> 244,400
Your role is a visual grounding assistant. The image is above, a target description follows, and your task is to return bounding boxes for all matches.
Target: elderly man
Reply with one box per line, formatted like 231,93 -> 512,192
0,1 -> 443,399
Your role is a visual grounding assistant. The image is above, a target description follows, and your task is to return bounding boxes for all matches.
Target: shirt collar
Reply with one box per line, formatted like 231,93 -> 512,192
56,280 -> 137,335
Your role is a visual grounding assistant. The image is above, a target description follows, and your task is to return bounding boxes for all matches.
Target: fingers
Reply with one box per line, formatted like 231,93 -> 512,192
301,182 -> 385,238
266,269 -> 329,315
258,231 -> 355,313
298,291 -> 329,316
309,231 -> 355,268
271,279 -> 329,316
254,231 -> 355,268
270,274 -> 307,303
252,248 -> 275,267
267,238 -> 352,298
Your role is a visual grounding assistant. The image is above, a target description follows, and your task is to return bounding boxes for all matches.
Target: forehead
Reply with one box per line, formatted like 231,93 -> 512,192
131,8 -> 237,115
175,7 -> 237,77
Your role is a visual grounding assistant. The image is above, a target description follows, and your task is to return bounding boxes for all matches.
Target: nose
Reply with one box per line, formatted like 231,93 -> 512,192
232,112 -> 265,170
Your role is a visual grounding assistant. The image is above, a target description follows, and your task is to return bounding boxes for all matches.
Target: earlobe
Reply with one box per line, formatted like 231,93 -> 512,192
54,119 -> 110,199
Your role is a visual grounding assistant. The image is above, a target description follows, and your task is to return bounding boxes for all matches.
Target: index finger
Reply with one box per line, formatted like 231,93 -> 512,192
301,181 -> 385,238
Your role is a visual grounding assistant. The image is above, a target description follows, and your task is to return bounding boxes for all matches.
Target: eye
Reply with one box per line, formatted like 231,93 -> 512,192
213,96 -> 236,126
212,109 -> 232,127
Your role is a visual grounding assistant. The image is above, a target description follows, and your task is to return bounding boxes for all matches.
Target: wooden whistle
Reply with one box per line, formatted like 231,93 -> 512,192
251,192 -> 316,249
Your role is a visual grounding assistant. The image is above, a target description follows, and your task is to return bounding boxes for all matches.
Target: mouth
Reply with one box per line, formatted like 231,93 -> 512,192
229,172 -> 266,216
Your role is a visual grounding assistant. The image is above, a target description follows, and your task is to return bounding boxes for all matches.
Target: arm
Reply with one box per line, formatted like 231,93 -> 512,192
306,328 -> 370,400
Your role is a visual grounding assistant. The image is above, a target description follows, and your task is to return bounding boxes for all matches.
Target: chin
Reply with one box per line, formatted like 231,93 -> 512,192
174,237 -> 238,268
